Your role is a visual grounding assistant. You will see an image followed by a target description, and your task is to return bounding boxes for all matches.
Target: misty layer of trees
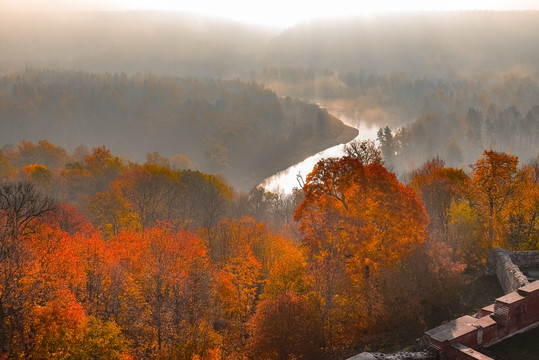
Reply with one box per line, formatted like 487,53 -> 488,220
0,69 -> 357,190
0,140 -> 537,359
257,70 -> 539,173
259,69 -> 539,124
2,11 -> 539,179
4,69 -> 537,189
378,103 -> 539,175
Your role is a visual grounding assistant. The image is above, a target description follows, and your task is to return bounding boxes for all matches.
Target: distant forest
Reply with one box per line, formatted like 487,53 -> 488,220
264,71 -> 539,173
0,69 -> 356,190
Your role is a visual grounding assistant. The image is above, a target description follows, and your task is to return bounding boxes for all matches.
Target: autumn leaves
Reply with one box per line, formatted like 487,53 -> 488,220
0,141 -> 537,359
292,157 -> 429,351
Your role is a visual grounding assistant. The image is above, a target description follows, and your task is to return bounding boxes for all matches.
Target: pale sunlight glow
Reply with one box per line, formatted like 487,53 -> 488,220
2,0 -> 539,27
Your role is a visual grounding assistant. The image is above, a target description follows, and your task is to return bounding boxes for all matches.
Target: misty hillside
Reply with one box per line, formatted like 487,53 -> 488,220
3,11 -> 539,79
0,11 -> 274,78
3,11 -> 539,80
262,11 -> 539,77
0,69 -> 357,190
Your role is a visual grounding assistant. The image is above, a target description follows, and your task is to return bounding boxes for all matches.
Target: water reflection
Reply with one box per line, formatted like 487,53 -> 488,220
260,113 -> 379,193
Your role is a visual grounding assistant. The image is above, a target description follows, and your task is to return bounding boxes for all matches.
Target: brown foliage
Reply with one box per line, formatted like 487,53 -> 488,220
249,292 -> 323,360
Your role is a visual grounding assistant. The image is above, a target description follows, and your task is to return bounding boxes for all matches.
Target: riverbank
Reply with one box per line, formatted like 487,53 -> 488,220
261,110 -> 378,193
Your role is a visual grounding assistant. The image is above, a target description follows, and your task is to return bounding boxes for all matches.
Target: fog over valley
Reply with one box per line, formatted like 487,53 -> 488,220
3,11 -> 539,79
1,10 -> 538,187
0,5 -> 539,360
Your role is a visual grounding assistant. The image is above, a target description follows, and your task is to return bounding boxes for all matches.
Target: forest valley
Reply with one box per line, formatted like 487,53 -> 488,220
0,70 -> 357,191
0,139 -> 537,360
2,10 -> 539,360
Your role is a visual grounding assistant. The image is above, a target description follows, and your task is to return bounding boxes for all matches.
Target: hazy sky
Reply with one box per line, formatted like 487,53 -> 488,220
3,0 -> 539,27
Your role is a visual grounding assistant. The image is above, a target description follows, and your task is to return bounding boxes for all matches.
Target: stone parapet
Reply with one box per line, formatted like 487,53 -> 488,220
347,351 -> 434,360
485,248 -> 533,294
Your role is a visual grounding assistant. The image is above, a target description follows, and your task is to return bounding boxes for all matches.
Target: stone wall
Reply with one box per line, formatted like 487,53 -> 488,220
347,351 -> 434,360
506,249 -> 539,269
485,248 -> 535,294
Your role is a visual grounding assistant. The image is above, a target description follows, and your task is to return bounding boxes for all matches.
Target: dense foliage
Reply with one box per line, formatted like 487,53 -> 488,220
0,140 -> 537,359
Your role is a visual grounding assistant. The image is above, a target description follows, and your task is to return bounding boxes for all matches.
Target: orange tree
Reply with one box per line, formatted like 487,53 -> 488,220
0,182 -> 56,356
294,157 -> 428,351
101,226 -> 216,359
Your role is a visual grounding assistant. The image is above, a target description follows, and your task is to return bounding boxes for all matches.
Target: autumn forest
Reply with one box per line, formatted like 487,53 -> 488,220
0,8 -> 539,360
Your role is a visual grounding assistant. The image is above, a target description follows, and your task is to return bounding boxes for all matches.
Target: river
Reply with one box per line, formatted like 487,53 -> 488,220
260,108 -> 380,193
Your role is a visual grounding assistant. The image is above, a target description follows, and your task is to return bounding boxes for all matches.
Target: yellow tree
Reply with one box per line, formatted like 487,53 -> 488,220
410,157 -> 473,272
16,140 -> 70,170
22,164 -> 53,188
506,163 -> 538,249
89,182 -> 141,237
179,170 -> 233,230
410,157 -> 470,242
471,150 -> 531,250
210,217 -> 286,277
114,164 -> 181,230
82,146 -> 124,195
0,150 -> 18,180
59,146 -> 123,210
262,242 -> 308,300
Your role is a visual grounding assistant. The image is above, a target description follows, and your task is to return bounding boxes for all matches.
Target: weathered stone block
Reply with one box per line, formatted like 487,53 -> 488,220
347,352 -> 377,360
